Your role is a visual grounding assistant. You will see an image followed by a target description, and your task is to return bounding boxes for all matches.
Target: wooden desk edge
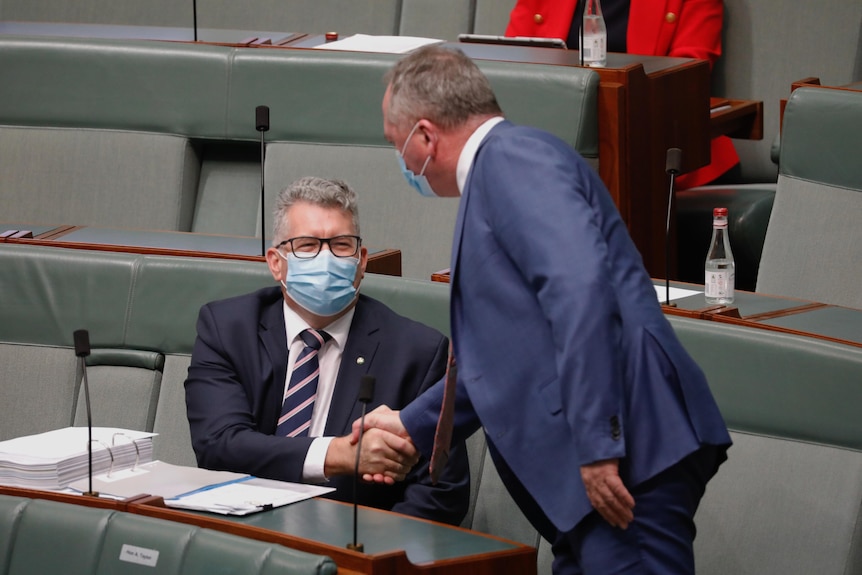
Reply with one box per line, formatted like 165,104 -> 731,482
710,99 -> 764,140
6,236 -> 402,277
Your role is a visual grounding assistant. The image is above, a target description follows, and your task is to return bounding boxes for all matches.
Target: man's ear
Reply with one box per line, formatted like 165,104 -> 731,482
265,247 -> 284,282
416,119 -> 438,151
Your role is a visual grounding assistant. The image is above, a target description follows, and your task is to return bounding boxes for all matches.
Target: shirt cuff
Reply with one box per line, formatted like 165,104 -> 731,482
302,436 -> 335,483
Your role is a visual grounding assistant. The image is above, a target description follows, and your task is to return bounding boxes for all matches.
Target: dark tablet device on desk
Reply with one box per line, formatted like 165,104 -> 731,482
458,34 -> 567,49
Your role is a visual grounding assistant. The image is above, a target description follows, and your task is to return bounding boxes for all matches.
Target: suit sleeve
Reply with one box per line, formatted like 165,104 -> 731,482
669,0 -> 723,67
392,334 -> 471,526
474,134 -> 628,468
185,304 -> 311,482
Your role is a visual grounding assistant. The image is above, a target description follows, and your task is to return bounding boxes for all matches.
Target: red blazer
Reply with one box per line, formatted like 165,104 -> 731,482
506,0 -> 738,188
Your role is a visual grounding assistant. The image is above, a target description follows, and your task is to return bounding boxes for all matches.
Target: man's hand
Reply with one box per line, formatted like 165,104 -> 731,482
350,405 -> 415,484
325,428 -> 419,485
580,458 -> 635,529
351,405 -> 410,441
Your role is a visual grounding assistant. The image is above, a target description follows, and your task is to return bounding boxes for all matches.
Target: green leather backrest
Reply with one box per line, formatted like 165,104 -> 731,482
0,244 -> 134,348
0,495 -> 337,575
757,87 -> 862,308
779,87 -> 862,190
667,315 -> 862,451
0,35 -> 598,156
0,36 -> 231,137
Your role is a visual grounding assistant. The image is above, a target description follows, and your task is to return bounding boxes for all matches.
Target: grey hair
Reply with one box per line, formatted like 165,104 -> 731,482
271,177 -> 360,245
384,45 -> 502,130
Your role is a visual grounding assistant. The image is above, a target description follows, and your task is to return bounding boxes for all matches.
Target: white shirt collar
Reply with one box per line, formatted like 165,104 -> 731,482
282,299 -> 355,350
456,116 -> 505,195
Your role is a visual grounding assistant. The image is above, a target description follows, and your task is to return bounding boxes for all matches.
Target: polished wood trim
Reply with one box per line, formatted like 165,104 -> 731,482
0,485 -> 128,510
701,313 -> 862,350
38,224 -> 80,240
740,302 -> 828,322
710,99 -> 763,140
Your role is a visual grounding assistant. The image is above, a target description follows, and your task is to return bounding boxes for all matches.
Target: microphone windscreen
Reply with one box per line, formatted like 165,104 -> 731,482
666,148 -> 682,175
255,105 -> 270,132
73,329 -> 91,358
359,375 -> 376,403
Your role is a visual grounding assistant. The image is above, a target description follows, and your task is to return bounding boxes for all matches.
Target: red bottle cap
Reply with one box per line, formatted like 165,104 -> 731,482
713,207 -> 728,217
325,32 -> 339,42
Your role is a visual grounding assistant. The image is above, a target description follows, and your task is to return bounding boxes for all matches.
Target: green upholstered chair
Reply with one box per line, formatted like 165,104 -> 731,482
755,87 -> 862,309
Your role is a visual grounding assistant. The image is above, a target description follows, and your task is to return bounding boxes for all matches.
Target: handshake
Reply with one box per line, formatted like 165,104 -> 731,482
325,406 -> 417,484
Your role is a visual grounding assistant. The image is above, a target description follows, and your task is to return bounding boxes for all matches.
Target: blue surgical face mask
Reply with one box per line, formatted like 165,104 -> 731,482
397,121 -> 437,197
279,250 -> 359,316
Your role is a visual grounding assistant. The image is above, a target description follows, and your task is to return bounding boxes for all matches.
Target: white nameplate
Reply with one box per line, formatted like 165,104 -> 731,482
119,544 -> 159,567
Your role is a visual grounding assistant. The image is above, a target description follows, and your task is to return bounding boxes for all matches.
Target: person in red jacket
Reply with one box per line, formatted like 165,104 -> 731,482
506,0 -> 739,189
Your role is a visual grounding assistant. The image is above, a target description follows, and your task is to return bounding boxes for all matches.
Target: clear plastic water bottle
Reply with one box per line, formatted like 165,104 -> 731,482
704,207 -> 735,304
580,0 -> 607,68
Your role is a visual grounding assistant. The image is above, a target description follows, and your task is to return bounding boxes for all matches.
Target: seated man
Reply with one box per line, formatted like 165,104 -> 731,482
185,176 -> 468,525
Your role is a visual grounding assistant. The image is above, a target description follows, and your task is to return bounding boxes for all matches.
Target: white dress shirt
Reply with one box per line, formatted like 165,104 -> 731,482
282,301 -> 356,482
455,116 -> 505,195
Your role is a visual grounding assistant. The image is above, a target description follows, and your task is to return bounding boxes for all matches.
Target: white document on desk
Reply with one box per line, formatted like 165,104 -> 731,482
312,33 -> 443,53
654,285 -> 701,302
165,477 -> 334,516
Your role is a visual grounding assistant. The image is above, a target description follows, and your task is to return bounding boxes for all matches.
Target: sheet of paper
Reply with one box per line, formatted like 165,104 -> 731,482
654,285 -> 701,303
312,34 -> 443,54
165,478 -> 333,516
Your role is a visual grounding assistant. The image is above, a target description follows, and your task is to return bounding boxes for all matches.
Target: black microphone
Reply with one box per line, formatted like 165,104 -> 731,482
192,0 -> 198,42
74,329 -> 98,497
256,105 -> 270,258
347,375 -> 376,552
664,148 -> 683,307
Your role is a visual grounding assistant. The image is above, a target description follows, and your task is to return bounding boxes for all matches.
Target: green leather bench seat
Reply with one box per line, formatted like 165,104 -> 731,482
0,34 -> 598,279
0,494 -> 336,575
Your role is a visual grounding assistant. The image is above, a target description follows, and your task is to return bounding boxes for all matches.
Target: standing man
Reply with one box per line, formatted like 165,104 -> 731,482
186,176 -> 469,525
361,46 -> 731,572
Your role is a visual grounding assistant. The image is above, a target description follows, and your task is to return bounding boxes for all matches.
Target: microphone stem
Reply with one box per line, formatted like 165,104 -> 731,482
259,131 -> 266,257
351,407 -> 368,551
83,356 -> 94,496
665,172 -> 675,305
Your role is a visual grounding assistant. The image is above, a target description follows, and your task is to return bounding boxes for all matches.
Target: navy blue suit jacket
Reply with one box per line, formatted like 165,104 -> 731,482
185,287 -> 469,525
402,121 -> 730,535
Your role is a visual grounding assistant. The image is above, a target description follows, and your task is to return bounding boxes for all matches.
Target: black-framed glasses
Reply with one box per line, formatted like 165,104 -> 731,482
276,235 -> 362,259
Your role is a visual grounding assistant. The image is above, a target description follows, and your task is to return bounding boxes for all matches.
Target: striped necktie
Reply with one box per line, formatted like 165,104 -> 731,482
277,328 -> 330,437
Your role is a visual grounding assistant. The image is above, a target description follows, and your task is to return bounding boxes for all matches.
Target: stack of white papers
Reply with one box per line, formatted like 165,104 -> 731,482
0,427 -> 155,490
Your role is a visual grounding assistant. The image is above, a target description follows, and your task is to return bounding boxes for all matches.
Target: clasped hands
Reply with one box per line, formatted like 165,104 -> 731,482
330,405 -> 416,485
337,406 -> 636,529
